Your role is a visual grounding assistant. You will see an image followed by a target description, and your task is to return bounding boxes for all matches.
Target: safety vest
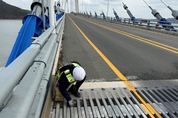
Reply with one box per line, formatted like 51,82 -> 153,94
56,62 -> 80,83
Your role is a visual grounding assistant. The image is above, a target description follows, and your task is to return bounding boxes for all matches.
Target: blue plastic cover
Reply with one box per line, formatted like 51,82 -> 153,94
159,18 -> 176,32
5,15 -> 42,66
5,13 -> 64,67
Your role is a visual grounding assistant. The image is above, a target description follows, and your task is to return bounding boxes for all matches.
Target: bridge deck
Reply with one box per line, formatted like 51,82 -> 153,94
49,80 -> 178,118
46,15 -> 178,118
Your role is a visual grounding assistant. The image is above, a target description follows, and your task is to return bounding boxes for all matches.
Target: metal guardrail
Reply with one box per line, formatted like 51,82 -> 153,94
0,14 -> 65,118
80,13 -> 178,32
111,17 -> 178,32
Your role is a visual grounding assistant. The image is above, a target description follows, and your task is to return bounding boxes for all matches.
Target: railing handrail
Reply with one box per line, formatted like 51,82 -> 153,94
0,14 -> 65,118
81,13 -> 178,32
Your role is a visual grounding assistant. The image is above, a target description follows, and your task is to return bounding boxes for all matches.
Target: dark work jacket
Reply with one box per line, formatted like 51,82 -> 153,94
58,61 -> 81,101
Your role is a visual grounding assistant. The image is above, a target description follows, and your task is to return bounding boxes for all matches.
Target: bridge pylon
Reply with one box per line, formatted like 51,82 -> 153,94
75,0 -> 79,13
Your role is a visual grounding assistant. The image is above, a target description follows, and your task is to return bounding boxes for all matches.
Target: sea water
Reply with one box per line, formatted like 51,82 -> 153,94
0,20 -> 22,67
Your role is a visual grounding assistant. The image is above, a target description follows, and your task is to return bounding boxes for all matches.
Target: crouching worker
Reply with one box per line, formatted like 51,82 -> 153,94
56,61 -> 86,107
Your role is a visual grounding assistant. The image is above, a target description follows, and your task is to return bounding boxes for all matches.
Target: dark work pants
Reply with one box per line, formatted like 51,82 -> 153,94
68,76 -> 86,93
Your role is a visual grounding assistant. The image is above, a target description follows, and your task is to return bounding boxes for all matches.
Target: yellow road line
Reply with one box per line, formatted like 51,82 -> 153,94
97,19 -> 178,39
80,17 -> 178,54
68,15 -> 162,118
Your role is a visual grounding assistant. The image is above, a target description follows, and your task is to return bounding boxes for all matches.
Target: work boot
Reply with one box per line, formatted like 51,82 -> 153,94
72,91 -> 81,98
68,85 -> 81,97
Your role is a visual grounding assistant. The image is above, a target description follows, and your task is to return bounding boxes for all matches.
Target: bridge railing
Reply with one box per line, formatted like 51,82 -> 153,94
80,13 -> 178,32
110,17 -> 178,32
0,14 -> 65,118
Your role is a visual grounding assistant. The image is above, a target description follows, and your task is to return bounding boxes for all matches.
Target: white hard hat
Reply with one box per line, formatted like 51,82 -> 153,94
73,66 -> 86,81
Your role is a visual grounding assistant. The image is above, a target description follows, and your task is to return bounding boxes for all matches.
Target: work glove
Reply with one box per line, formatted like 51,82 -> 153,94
68,100 -> 74,107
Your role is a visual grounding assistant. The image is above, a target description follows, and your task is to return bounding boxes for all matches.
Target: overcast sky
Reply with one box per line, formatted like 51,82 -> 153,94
3,0 -> 178,19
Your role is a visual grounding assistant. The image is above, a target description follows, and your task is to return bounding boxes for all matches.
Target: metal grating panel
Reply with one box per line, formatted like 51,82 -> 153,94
50,87 -> 178,118
137,86 -> 178,118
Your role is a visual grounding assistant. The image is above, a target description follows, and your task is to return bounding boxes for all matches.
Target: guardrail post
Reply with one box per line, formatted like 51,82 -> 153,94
147,21 -> 150,27
128,19 -> 131,24
139,21 -> 142,26
124,18 -> 126,23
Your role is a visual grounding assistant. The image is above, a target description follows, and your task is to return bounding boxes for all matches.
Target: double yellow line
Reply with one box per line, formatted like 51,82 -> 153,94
68,15 -> 163,118
83,18 -> 178,54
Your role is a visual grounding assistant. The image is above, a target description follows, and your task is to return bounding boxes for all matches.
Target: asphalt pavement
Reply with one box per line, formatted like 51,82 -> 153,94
61,14 -> 178,82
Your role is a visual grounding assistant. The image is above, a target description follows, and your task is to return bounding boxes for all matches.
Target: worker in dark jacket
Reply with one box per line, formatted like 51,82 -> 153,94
56,61 -> 86,107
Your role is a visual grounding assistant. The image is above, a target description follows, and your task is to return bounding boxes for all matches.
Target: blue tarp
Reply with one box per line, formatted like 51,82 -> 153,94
5,15 -> 42,66
159,18 -> 177,32
56,13 -> 64,20
5,13 -> 64,67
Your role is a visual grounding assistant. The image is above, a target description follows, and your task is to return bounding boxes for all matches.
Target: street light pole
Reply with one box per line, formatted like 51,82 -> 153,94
107,0 -> 110,17
82,0 -> 83,13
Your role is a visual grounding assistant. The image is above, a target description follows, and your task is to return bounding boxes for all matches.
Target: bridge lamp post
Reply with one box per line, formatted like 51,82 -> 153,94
49,0 -> 56,33
82,0 -> 83,13
160,0 -> 178,20
107,0 -> 110,17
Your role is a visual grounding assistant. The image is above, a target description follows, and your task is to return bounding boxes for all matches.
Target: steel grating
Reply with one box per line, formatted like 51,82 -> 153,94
137,86 -> 178,118
50,86 -> 178,118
